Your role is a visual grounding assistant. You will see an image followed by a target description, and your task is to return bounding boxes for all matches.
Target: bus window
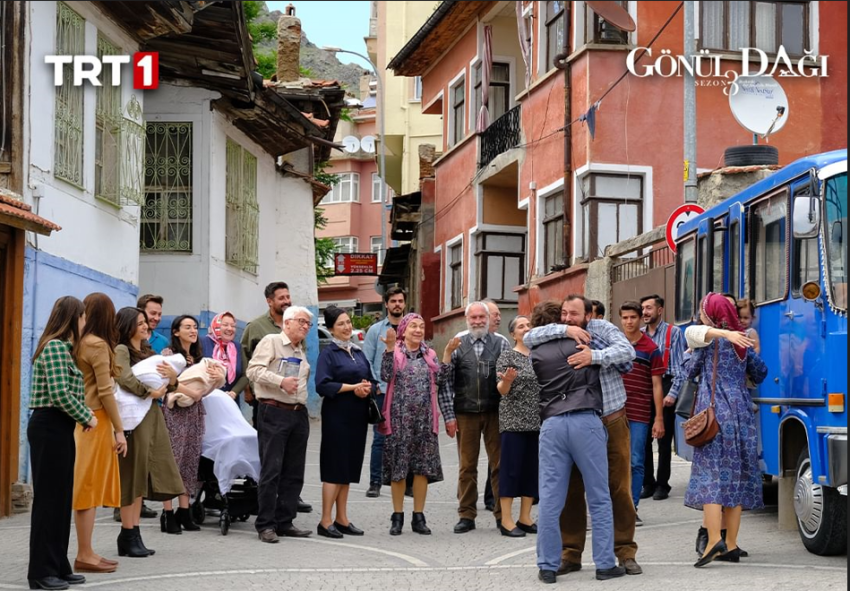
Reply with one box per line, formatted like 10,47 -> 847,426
792,236 -> 820,295
824,172 -> 847,309
713,224 -> 725,294
729,221 -> 740,298
676,238 -> 696,322
751,193 -> 788,304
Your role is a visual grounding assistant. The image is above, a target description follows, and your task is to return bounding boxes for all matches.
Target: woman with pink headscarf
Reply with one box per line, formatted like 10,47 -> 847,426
683,293 -> 767,568
379,313 -> 454,536
201,312 -> 248,403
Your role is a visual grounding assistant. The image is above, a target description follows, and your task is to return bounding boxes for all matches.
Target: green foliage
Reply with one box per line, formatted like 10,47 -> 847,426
339,107 -> 353,123
350,315 -> 376,331
300,65 -> 315,78
313,161 -> 340,188
255,51 -> 276,79
315,207 -> 336,284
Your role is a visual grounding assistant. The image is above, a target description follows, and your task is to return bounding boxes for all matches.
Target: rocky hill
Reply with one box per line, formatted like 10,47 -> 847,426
252,2 -> 368,93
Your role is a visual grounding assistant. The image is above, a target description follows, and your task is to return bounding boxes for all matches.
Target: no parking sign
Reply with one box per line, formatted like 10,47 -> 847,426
665,204 -> 705,253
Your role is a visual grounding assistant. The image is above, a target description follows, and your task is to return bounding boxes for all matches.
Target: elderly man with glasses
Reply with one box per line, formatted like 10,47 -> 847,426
247,306 -> 315,543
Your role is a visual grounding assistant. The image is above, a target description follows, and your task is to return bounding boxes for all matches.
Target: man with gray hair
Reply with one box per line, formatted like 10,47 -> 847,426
247,305 -> 315,543
439,301 -> 510,533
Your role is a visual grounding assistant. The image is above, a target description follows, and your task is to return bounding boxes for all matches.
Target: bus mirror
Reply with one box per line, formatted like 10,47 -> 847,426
793,196 -> 820,238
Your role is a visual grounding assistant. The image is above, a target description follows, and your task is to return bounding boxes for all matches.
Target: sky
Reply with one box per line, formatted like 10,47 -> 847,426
267,1 -> 372,68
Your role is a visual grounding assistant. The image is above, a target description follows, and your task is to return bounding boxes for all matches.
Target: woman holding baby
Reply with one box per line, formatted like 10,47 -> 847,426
160,315 -> 225,533
113,307 -> 184,555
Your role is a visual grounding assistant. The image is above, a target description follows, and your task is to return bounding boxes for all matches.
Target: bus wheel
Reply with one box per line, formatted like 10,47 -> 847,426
794,448 -> 847,555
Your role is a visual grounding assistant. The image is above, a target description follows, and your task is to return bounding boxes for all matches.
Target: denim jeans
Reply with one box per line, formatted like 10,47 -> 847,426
537,411 -> 615,572
629,421 -> 650,509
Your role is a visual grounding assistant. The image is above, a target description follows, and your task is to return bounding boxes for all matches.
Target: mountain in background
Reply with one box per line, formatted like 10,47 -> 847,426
251,2 -> 368,93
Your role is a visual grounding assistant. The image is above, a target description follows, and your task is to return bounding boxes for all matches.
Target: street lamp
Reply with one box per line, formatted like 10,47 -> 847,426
322,46 -> 388,271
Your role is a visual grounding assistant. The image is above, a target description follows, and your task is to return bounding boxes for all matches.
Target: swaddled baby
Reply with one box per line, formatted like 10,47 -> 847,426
115,353 -> 187,430
166,358 -> 227,409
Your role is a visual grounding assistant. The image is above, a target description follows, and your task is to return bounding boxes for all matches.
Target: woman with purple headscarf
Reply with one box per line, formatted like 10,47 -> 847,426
379,313 -> 453,536
684,293 -> 768,568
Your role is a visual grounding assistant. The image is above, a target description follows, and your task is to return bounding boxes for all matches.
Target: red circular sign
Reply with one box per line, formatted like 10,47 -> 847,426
666,203 -> 705,253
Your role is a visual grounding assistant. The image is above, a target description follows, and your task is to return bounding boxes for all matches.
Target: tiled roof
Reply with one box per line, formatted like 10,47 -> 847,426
0,190 -> 61,234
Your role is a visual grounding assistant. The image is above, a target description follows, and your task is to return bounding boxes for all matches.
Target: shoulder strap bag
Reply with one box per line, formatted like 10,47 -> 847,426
683,342 -> 720,448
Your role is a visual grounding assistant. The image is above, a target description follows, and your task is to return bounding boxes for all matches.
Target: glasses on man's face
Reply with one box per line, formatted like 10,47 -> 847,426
293,318 -> 313,328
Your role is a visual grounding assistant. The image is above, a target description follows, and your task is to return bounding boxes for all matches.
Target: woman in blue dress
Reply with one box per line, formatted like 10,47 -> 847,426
315,306 -> 375,539
684,293 -> 768,567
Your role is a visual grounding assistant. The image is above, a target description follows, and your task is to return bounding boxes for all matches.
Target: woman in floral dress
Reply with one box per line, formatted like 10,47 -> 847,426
684,293 -> 767,567
379,313 -> 453,536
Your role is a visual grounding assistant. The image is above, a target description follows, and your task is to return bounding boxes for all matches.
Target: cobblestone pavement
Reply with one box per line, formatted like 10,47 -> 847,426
1,422 -> 845,590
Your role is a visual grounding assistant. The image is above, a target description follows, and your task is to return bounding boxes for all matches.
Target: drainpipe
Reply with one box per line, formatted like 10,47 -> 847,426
558,2 -> 573,266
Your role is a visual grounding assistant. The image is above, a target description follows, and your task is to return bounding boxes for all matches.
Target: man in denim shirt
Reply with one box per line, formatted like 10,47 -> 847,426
361,287 -> 407,497
524,295 -> 642,576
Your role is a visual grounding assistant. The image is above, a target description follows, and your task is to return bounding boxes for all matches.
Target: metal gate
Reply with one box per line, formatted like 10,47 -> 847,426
610,242 -> 676,327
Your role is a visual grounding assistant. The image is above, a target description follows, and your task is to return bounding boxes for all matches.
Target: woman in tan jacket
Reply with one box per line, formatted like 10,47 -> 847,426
73,293 -> 126,574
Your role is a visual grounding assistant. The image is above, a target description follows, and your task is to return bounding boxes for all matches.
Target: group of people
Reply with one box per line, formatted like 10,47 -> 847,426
26,278 -> 767,589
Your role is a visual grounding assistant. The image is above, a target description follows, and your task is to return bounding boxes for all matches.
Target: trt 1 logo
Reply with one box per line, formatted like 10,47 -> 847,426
45,52 -> 159,90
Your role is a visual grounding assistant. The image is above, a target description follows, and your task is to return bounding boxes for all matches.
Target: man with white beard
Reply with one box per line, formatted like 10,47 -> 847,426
439,302 -> 509,534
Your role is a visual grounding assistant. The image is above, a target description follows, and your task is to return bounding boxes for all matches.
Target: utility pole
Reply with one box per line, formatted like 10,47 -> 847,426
683,1 -> 698,203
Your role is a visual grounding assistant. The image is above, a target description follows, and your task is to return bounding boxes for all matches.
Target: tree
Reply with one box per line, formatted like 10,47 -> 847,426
314,161 -> 340,284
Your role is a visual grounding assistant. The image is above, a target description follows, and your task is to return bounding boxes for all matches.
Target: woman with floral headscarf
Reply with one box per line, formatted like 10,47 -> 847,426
683,293 -> 768,568
201,312 -> 248,403
379,313 -> 453,536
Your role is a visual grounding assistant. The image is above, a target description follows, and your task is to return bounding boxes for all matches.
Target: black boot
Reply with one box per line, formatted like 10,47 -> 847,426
117,527 -> 149,557
389,512 -> 404,536
411,512 -> 431,535
695,527 -> 708,556
134,526 -> 155,556
160,510 -> 182,535
175,507 -> 200,531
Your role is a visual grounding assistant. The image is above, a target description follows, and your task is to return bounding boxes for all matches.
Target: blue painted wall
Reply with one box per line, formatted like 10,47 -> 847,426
20,248 -> 139,481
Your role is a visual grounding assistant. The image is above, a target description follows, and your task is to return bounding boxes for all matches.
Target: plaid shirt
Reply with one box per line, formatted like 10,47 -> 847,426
523,319 -> 634,416
643,320 -> 687,400
438,333 -> 511,423
29,340 -> 93,425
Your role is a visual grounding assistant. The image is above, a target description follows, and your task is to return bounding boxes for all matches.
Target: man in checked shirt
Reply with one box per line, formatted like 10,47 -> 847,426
523,295 -> 642,576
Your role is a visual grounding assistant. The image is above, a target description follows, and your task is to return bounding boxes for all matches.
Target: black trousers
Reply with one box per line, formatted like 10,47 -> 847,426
27,408 -> 76,581
643,375 -> 676,491
255,403 -> 309,532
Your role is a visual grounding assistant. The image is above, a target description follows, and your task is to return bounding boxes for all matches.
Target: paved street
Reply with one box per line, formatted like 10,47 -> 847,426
1,422 -> 845,590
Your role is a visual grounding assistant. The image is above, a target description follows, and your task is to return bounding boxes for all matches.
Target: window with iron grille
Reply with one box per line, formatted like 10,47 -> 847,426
579,173 -> 643,261
542,192 -> 564,273
54,2 -> 84,187
142,122 -> 193,252
545,1 -> 566,72
700,1 -> 809,56
450,242 -> 463,310
95,34 -> 122,205
321,172 -> 360,203
585,0 -> 629,45
473,62 -> 510,124
476,233 -> 524,302
450,78 -> 465,146
371,236 -> 384,266
225,139 -> 259,274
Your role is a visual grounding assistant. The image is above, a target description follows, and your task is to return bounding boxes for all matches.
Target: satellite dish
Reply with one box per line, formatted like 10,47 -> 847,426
586,1 -> 636,31
729,76 -> 789,137
342,136 -> 360,154
360,135 -> 376,154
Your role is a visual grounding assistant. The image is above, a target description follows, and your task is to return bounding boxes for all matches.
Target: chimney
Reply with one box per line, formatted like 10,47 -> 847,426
277,4 -> 301,83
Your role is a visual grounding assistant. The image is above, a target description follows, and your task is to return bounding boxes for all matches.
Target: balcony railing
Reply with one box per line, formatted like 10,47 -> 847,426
478,105 -> 521,169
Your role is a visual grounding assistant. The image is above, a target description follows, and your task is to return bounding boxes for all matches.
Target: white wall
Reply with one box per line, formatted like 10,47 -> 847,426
24,1 -> 144,285
140,84 -> 319,322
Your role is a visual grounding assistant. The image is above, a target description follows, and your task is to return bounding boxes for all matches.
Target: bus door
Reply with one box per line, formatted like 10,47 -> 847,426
728,203 -> 745,299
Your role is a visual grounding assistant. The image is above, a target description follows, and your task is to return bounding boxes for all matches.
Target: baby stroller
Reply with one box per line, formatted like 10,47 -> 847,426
190,390 -> 261,535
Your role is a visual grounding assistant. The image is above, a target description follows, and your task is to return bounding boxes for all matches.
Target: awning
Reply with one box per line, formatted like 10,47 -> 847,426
390,191 -> 422,242
377,244 -> 411,286
0,190 -> 61,235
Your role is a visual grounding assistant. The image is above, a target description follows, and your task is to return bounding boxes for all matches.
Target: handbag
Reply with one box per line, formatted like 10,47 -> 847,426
683,343 -> 720,448
675,378 -> 699,419
366,393 -> 385,425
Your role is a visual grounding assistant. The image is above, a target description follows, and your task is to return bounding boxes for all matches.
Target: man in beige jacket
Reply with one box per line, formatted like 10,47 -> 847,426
247,305 -> 314,543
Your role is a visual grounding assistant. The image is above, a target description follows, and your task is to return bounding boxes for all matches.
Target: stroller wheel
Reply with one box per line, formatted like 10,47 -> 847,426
191,501 -> 206,525
220,512 -> 230,536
